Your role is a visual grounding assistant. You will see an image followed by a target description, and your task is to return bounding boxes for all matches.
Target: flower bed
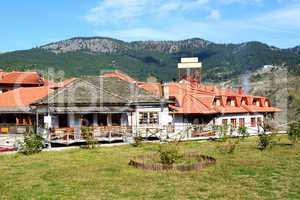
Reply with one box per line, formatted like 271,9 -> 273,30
129,152 -> 216,172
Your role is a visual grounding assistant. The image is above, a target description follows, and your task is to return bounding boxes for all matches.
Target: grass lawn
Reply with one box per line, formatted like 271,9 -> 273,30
0,135 -> 299,200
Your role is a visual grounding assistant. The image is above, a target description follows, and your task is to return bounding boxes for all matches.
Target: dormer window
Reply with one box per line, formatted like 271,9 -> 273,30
231,99 -> 236,106
226,98 -> 236,106
256,101 -> 260,107
226,99 -> 231,106
213,97 -> 221,106
253,99 -> 260,107
265,101 -> 269,107
241,97 -> 247,106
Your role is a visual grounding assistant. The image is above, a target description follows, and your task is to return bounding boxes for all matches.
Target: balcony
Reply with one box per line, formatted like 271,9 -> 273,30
50,126 -> 133,144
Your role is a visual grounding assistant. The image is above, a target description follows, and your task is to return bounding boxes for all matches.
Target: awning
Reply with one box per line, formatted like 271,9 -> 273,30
0,106 -> 32,113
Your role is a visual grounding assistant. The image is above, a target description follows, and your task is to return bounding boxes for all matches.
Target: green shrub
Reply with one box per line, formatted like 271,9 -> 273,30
217,139 -> 237,154
288,121 -> 300,145
159,144 -> 182,165
238,126 -> 249,140
131,136 -> 143,147
218,124 -> 229,142
19,129 -> 44,155
257,133 -> 272,150
81,126 -> 97,149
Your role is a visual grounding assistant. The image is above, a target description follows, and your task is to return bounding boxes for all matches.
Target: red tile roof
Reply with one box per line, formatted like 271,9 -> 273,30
0,86 -> 50,107
102,71 -> 137,84
0,71 -> 43,85
105,71 -> 281,115
138,83 -> 162,96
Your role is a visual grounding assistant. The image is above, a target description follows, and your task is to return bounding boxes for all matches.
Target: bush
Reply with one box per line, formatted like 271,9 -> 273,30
288,121 -> 300,145
131,136 -> 143,147
217,124 -> 229,142
159,144 -> 182,165
217,139 -> 237,154
257,133 -> 272,150
238,126 -> 249,140
81,126 -> 97,149
19,129 -> 44,155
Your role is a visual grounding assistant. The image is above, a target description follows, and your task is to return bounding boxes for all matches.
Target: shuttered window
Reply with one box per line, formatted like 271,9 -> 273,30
139,112 -> 159,125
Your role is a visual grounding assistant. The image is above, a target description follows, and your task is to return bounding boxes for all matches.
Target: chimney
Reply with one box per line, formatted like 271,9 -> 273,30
0,69 -> 3,80
177,57 -> 202,83
238,86 -> 244,95
163,84 -> 169,99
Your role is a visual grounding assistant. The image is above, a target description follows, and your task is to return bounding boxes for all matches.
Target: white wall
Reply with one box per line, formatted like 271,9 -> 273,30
215,113 -> 264,135
171,113 -> 265,136
133,106 -> 169,136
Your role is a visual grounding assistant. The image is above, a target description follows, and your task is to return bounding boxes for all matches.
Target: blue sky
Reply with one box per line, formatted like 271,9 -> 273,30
1,0 -> 300,52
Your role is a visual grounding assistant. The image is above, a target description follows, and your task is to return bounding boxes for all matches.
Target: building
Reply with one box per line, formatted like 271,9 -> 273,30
32,76 -> 169,144
103,58 -> 281,138
0,76 -> 75,146
0,58 -> 281,147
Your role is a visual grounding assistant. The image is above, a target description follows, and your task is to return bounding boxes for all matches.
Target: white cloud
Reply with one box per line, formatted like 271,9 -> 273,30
83,0 -> 212,25
207,9 -> 221,20
256,6 -> 300,28
84,0 -> 300,47
84,0 -> 150,24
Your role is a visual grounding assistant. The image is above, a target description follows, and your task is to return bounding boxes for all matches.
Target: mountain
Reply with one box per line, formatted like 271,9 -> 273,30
0,37 -> 299,82
41,37 -> 211,54
289,46 -> 300,54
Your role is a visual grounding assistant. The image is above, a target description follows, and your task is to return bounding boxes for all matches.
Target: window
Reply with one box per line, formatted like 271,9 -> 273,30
253,99 -> 260,107
97,114 -> 107,126
226,99 -> 231,106
149,113 -> 158,124
222,119 -> 228,125
226,98 -> 236,106
58,114 -> 68,127
16,116 -> 32,126
251,117 -> 256,127
230,118 -> 237,128
241,98 -> 247,105
213,98 -> 221,106
111,114 -> 121,126
239,118 -> 245,127
257,117 -> 262,126
265,101 -> 269,107
139,112 -> 159,125
231,100 -> 236,106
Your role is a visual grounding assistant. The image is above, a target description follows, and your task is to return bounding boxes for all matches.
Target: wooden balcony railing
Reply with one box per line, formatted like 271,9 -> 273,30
50,126 -> 132,141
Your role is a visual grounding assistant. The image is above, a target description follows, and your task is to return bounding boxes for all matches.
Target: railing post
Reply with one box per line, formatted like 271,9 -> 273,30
48,129 -> 51,149
109,131 -> 111,143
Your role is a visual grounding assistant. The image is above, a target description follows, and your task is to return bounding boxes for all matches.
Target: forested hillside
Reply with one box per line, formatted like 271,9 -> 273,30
0,37 -> 299,82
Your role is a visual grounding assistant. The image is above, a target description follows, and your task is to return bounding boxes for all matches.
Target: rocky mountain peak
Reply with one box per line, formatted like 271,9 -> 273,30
40,37 -> 212,54
41,37 -> 127,53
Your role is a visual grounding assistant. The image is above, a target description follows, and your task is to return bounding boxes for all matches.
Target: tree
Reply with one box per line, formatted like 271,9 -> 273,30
81,126 -> 98,149
18,129 -> 44,155
288,120 -> 300,145
238,126 -> 249,140
257,119 -> 275,150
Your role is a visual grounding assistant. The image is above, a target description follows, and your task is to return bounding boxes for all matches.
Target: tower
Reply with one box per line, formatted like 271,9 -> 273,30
177,57 -> 202,83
